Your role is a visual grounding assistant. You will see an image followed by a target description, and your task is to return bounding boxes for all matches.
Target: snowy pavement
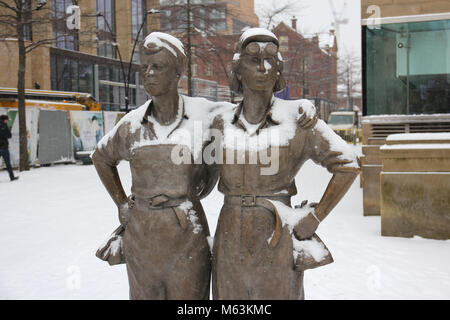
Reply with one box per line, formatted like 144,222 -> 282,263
0,148 -> 449,300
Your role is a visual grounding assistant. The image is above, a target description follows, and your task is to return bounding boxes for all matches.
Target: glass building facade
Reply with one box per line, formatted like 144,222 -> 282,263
52,0 -> 78,50
50,48 -> 147,111
364,19 -> 450,115
47,0 -> 150,111
96,0 -> 116,59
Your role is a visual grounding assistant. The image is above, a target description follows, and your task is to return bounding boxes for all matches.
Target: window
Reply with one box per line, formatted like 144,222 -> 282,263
209,7 -> 226,32
52,0 -> 78,50
303,56 -> 309,72
279,36 -> 289,53
214,21 -> 227,31
22,0 -> 32,41
96,0 -> 116,58
131,0 -> 146,42
210,8 -> 226,20
303,83 -> 309,96
177,9 -> 187,30
206,63 -> 213,77
197,8 -> 206,29
364,19 -> 450,115
51,54 -> 91,93
131,0 -> 146,64
192,63 -> 198,77
232,18 -> 251,35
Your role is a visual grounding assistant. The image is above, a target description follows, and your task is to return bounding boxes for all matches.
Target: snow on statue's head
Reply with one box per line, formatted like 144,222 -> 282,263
229,28 -> 286,95
140,32 -> 187,78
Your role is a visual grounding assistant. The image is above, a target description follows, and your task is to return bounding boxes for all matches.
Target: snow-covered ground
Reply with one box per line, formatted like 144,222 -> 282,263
1,147 -> 449,300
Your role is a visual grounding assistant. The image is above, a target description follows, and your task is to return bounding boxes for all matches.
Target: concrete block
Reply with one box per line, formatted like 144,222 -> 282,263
363,165 -> 382,216
381,173 -> 450,239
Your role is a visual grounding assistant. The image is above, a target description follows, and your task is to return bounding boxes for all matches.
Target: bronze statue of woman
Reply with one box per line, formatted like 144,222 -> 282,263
92,32 -> 220,300
210,28 -> 360,300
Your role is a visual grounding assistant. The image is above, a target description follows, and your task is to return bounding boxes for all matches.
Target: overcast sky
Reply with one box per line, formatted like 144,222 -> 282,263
255,0 -> 362,58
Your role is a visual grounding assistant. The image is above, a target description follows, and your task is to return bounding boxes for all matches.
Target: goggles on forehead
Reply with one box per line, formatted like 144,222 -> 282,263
243,42 -> 278,56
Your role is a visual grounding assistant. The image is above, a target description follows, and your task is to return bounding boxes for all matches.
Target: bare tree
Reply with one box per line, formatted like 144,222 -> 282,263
0,0 -> 96,170
159,0 -> 308,100
160,0 -> 235,97
256,0 -> 304,29
337,49 -> 361,110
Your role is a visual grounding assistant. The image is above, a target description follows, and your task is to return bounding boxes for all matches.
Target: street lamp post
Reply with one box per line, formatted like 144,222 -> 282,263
87,9 -> 160,112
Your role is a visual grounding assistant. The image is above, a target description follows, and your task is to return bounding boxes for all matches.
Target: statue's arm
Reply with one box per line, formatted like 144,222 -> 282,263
92,152 -> 128,208
196,114 -> 224,199
196,165 -> 219,199
91,122 -> 133,225
294,168 -> 359,240
294,121 -> 360,240
92,152 -> 131,225
315,169 -> 359,221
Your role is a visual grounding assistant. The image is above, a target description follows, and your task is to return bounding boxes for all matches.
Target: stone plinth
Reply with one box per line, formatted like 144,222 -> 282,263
362,145 -> 383,216
361,115 -> 450,216
380,133 -> 450,240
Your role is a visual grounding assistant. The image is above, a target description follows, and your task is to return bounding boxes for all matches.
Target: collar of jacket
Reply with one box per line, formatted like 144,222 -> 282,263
140,96 -> 189,139
231,99 -> 280,136
140,96 -> 190,125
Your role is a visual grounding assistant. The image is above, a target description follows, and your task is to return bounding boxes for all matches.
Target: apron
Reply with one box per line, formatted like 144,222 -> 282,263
122,145 -> 211,300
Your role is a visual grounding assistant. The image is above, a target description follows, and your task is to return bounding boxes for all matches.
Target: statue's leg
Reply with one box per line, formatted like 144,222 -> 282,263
164,228 -> 211,300
213,206 -> 305,300
122,207 -> 168,300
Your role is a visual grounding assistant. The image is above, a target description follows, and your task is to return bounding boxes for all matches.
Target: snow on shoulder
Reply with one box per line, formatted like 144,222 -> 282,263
221,96 -> 318,151
96,100 -> 151,150
143,32 -> 185,57
313,119 -> 359,168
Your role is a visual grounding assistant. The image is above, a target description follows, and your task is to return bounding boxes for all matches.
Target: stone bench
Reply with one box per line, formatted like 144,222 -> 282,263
380,133 -> 450,240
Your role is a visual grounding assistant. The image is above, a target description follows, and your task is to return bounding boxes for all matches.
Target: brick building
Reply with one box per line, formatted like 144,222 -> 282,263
0,0 -> 160,111
182,17 -> 338,106
272,19 -> 338,102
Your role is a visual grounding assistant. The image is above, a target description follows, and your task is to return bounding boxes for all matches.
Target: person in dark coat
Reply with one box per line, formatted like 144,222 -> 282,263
0,115 -> 18,181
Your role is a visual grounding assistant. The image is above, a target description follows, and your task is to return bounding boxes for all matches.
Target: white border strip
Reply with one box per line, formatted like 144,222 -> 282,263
362,12 -> 450,25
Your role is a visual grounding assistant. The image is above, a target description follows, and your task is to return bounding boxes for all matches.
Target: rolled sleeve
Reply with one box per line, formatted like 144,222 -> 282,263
308,120 -> 360,173
92,122 -> 131,167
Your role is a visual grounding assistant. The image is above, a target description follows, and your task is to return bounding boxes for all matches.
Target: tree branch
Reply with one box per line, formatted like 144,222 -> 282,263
0,1 -> 18,14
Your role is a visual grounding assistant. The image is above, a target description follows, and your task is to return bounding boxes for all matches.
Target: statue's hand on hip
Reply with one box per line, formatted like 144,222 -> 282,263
118,195 -> 135,226
293,209 -> 320,240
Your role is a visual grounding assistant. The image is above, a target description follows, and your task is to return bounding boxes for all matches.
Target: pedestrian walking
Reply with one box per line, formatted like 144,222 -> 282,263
0,115 -> 19,181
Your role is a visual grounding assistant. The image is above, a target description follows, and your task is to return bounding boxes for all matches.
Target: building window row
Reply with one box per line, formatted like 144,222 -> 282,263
96,0 -> 116,58
50,50 -> 147,111
160,5 -> 227,32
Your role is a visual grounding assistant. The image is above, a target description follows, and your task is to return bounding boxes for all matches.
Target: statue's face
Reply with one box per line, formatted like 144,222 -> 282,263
141,49 -> 178,96
239,41 -> 278,92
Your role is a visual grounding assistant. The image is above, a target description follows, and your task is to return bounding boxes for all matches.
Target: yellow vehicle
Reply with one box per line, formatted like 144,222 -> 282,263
327,111 -> 362,143
0,87 -> 101,111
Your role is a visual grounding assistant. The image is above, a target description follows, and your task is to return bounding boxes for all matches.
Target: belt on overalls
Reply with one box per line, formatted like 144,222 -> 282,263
133,194 -> 190,230
224,194 -> 290,248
